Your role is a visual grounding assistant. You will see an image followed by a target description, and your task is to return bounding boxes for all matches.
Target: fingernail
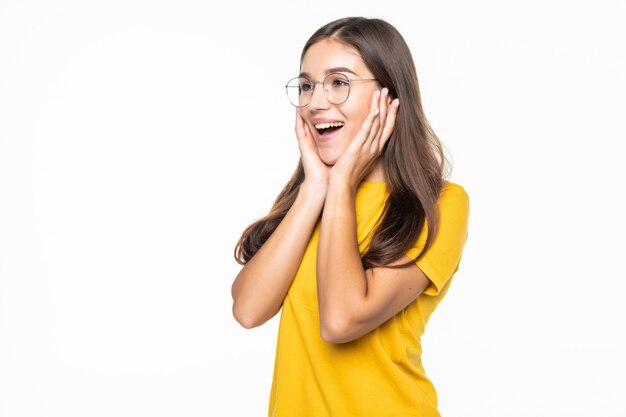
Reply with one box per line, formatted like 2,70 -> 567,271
376,90 -> 381,99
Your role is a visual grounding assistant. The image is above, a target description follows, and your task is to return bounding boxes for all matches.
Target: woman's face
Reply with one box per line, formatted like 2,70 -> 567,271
298,38 -> 380,166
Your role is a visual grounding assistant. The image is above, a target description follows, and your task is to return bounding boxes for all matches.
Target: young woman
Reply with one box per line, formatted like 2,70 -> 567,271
232,16 -> 470,417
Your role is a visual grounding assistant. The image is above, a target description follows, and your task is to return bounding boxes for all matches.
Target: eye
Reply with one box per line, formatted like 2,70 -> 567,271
326,74 -> 350,90
331,78 -> 349,88
299,80 -> 313,93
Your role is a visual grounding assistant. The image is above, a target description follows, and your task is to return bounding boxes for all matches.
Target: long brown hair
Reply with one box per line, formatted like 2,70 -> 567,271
235,17 -> 448,268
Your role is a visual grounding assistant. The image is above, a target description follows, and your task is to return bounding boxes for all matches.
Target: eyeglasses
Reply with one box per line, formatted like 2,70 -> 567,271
285,73 -> 378,108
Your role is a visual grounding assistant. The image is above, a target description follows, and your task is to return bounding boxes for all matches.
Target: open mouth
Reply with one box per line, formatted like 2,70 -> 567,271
314,122 -> 344,136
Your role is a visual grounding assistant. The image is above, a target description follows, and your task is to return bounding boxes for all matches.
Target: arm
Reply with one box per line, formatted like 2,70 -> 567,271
231,112 -> 330,329
318,182 -> 470,343
317,182 -> 430,344
317,87 -> 423,343
231,182 -> 325,328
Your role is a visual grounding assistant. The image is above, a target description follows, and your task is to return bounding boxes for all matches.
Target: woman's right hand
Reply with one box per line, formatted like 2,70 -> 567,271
232,112 -> 329,329
295,111 -> 330,194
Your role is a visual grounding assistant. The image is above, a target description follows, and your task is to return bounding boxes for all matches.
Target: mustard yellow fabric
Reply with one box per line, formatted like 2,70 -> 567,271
268,181 -> 470,417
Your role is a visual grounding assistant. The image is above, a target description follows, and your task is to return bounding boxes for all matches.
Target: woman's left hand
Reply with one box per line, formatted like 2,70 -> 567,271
330,88 -> 400,189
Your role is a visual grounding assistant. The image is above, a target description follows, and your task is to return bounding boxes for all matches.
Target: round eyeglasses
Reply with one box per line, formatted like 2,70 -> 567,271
285,73 -> 378,108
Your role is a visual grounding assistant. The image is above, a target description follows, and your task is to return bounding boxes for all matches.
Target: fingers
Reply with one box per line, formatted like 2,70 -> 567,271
380,97 -> 399,151
295,110 -> 317,150
367,89 -> 385,145
294,111 -> 307,142
363,88 -> 399,151
353,99 -> 381,150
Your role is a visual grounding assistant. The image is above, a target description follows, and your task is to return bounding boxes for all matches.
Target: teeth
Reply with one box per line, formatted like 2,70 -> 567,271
314,122 -> 344,129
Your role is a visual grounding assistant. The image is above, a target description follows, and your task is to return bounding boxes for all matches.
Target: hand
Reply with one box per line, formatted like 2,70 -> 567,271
295,110 -> 331,192
330,88 -> 399,189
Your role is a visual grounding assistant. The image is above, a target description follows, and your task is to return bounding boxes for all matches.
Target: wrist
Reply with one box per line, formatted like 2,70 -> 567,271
299,180 -> 328,204
328,174 -> 357,195
327,176 -> 357,200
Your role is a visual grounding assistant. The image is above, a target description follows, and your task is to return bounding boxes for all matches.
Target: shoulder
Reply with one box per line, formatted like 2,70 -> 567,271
440,180 -> 468,198
438,181 -> 470,215
411,181 -> 470,296
405,180 -> 469,259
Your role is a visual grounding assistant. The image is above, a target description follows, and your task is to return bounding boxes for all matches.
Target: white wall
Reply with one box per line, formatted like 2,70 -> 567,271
1,0 -> 624,416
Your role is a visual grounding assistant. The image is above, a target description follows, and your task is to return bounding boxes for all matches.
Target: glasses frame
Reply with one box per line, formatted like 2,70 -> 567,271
285,72 -> 379,108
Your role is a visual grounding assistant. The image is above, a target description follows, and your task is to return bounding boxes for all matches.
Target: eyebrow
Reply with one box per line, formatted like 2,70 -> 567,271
299,67 -> 359,78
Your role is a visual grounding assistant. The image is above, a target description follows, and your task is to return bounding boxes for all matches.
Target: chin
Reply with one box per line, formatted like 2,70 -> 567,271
317,149 -> 340,166
317,142 -> 350,166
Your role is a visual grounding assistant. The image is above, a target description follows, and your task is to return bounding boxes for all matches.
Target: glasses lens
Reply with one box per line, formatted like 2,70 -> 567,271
286,77 -> 312,107
324,73 -> 350,104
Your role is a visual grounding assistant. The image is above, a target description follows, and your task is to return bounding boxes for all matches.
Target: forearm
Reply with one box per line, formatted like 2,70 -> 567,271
232,182 -> 326,328
316,181 -> 368,338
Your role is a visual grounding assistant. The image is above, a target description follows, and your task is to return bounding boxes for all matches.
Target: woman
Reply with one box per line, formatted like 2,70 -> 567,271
232,16 -> 469,417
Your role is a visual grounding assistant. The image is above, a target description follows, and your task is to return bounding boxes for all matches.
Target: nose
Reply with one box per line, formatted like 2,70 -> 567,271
308,81 -> 330,110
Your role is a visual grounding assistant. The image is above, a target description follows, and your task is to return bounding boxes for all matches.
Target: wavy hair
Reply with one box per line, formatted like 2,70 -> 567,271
235,17 -> 449,269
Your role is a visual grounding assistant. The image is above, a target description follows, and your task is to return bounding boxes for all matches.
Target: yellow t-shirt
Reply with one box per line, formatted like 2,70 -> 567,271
268,181 -> 470,417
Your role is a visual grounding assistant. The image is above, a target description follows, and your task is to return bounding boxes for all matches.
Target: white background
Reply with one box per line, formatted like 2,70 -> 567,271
1,0 -> 625,416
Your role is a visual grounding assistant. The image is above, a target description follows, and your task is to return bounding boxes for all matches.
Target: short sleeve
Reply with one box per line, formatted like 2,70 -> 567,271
405,182 -> 470,296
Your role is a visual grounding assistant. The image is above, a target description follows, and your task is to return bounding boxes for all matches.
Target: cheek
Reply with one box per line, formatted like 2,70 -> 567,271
346,98 -> 374,128
342,125 -> 360,146
344,109 -> 370,141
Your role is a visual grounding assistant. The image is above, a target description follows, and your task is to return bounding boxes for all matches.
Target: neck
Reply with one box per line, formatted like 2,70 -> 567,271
363,160 -> 385,182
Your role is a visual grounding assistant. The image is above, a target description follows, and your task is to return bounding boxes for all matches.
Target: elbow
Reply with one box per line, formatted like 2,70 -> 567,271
234,314 -> 260,330
319,317 -> 357,344
231,283 -> 265,329
232,302 -> 266,329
